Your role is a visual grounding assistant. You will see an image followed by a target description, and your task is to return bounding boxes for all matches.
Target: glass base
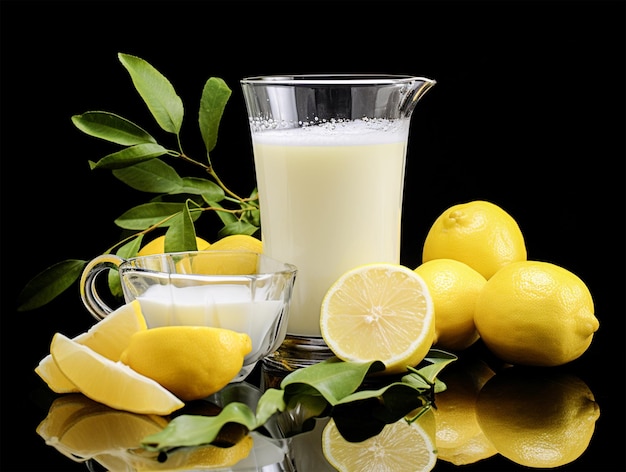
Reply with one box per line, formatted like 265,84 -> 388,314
262,335 -> 335,389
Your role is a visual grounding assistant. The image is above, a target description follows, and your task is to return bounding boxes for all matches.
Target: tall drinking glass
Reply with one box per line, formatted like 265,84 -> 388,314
241,75 -> 435,372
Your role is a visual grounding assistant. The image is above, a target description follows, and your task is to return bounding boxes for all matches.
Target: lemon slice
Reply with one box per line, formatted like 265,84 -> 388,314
50,333 -> 184,415
36,300 -> 147,393
320,263 -> 435,374
322,416 -> 438,472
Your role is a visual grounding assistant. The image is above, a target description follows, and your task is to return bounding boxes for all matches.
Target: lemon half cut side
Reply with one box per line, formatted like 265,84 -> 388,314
320,263 -> 435,374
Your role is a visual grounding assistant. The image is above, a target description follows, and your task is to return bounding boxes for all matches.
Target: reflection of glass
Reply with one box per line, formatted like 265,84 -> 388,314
241,75 -> 436,371
79,251 -> 297,381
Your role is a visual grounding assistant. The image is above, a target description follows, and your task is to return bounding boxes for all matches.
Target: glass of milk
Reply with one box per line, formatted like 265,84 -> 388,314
241,75 -> 436,372
80,250 -> 297,381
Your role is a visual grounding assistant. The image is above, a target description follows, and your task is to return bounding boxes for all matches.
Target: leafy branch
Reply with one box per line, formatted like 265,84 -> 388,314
142,351 -> 457,453
18,53 -> 258,312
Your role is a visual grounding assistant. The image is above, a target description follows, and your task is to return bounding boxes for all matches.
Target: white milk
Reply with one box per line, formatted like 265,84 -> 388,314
252,119 -> 410,336
137,284 -> 282,359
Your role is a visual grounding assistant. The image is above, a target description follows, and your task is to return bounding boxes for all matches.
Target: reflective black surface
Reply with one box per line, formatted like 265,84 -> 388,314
2,1 -> 624,470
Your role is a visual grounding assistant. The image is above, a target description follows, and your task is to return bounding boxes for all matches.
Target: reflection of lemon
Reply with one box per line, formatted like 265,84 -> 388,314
422,200 -> 527,279
118,435 -> 255,470
475,260 -> 599,366
51,333 -> 184,415
431,357 -> 497,465
476,368 -> 600,468
322,410 -> 437,472
36,301 -> 147,393
320,263 -> 435,375
36,394 -> 168,461
121,326 -> 252,401
138,235 -> 211,256
414,259 -> 486,351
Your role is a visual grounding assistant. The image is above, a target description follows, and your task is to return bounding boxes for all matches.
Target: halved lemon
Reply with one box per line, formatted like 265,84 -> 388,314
36,300 -> 147,393
322,414 -> 438,472
50,333 -> 184,415
320,263 -> 435,374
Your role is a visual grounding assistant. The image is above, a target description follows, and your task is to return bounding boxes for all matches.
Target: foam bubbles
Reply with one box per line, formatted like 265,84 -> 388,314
250,118 -> 410,146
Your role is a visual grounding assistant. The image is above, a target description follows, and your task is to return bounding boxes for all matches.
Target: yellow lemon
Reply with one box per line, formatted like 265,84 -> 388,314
120,326 -> 252,401
190,250 -> 260,275
476,368 -> 600,468
414,259 -> 486,351
322,410 -> 437,472
431,357 -> 497,465
474,260 -> 599,366
50,333 -> 184,415
188,235 -> 263,274
422,200 -> 527,279
210,234 -> 263,253
36,300 -> 147,393
320,263 -> 435,375
138,235 -> 211,256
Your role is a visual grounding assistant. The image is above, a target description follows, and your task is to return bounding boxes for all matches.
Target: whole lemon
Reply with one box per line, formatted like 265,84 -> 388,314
476,367 -> 600,468
422,200 -> 527,279
474,260 -> 599,366
414,259 -> 486,351
120,326 -> 252,401
210,234 -> 263,253
138,235 -> 211,256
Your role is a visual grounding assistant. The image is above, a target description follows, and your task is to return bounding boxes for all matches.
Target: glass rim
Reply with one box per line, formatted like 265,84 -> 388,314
240,74 -> 435,86
121,250 -> 298,276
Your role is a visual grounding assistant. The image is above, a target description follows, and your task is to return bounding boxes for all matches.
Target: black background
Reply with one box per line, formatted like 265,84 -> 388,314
1,1 -> 624,471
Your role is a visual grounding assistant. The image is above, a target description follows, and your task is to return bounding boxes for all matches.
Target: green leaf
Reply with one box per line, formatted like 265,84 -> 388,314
177,177 -> 225,201
217,221 -> 259,238
118,53 -> 184,134
164,201 -> 198,252
71,111 -> 156,145
114,202 -> 191,230
281,357 -> 385,406
143,402 -> 257,450
113,159 -> 183,193
90,143 -> 170,170
404,349 -> 458,386
204,200 -> 236,226
254,388 -> 287,426
108,236 -> 144,299
199,77 -> 231,154
17,260 -> 86,311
